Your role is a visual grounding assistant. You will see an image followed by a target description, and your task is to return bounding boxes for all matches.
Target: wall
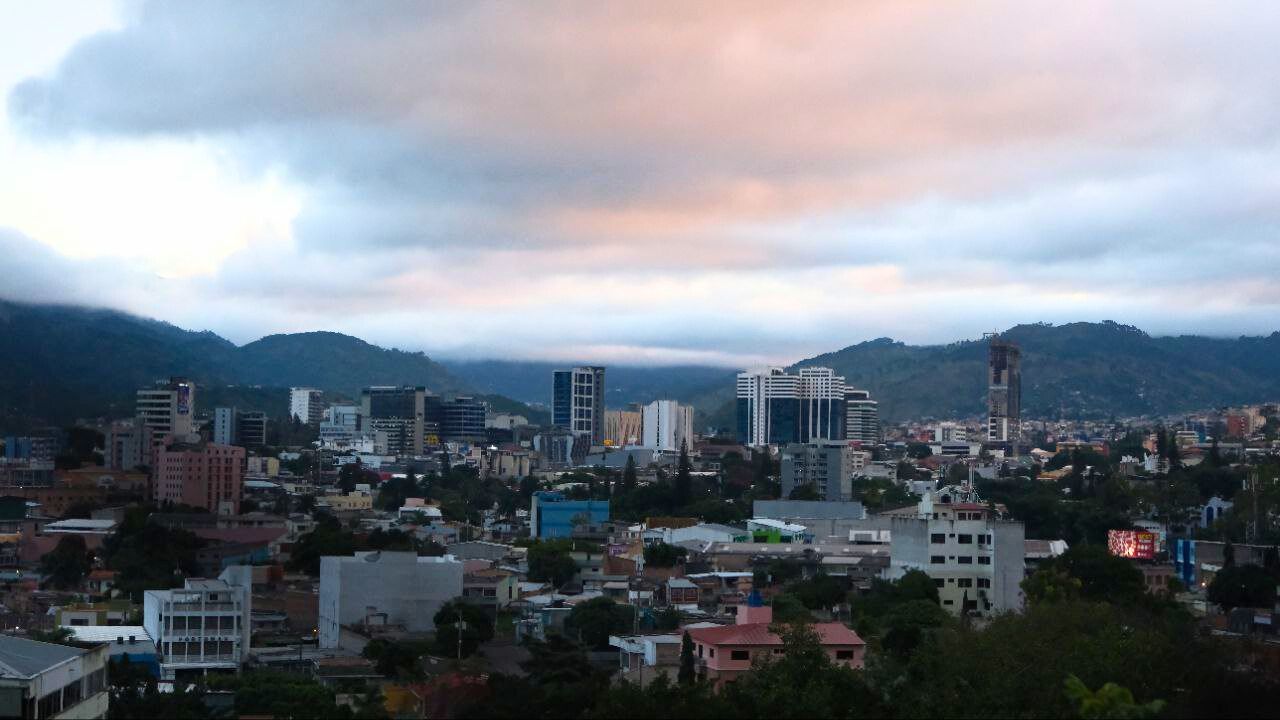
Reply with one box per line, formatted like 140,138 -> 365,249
319,552 -> 463,649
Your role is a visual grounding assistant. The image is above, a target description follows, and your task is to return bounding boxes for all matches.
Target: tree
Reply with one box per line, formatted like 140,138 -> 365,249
881,599 -> 950,659
1023,567 -> 1083,604
1207,564 -> 1277,610
769,593 -> 813,623
567,596 -> 635,649
788,483 -> 822,500
678,631 -> 696,685
622,454 -> 638,494
433,598 -> 495,658
40,535 -> 93,590
1064,675 -> 1165,720
673,441 -> 693,508
526,540 -> 579,587
790,573 -> 847,610
655,607 -> 681,631
642,542 -> 687,568
1047,545 -> 1145,603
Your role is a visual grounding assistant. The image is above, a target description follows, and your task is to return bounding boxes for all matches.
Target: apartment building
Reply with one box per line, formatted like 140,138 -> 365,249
153,436 -> 246,514
143,575 -> 250,680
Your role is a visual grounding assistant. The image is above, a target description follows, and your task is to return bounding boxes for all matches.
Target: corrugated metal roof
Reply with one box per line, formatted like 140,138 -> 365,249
61,625 -> 153,645
0,636 -> 86,679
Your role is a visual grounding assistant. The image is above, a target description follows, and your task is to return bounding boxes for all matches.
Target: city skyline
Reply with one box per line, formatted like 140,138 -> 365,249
3,2 -> 1280,367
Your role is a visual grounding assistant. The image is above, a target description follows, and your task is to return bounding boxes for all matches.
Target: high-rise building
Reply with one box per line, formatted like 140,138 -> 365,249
986,335 -> 1022,447
641,400 -> 694,452
211,408 -> 267,449
604,407 -> 643,447
779,441 -> 868,501
736,367 -> 845,446
153,436 -> 245,514
844,389 -> 880,445
136,377 -> 196,439
319,405 -> 363,444
289,387 -> 324,425
361,386 -> 426,456
552,367 -> 605,445
440,397 -> 487,441
104,419 -> 155,470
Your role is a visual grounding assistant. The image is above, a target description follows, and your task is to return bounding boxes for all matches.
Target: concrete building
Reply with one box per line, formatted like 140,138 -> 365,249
642,400 -> 694,452
318,552 -> 463,649
153,436 -> 246,515
136,377 -> 195,440
0,635 -> 110,719
486,413 -> 528,430
886,492 -> 1025,617
212,408 -> 267,449
530,491 -> 609,539
553,366 -> 606,445
604,408 -> 643,448
143,574 -> 250,680
844,389 -> 880,445
480,447 -> 532,480
319,405 -> 363,444
103,419 -> 155,471
779,442 -> 868,501
361,386 -> 427,456
934,422 -> 967,443
439,397 -> 487,441
736,367 -> 846,447
212,407 -> 236,447
61,626 -> 159,678
289,387 -> 324,425
986,335 -> 1022,447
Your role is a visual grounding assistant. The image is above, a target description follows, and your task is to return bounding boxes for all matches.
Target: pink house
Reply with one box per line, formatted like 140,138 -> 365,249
686,592 -> 865,688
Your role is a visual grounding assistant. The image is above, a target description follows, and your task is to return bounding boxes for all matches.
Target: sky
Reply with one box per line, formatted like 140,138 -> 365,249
2,1 -> 1279,368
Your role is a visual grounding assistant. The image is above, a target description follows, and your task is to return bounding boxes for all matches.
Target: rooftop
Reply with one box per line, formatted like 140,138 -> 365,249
0,636 -> 86,679
61,625 -> 153,645
687,622 -> 864,648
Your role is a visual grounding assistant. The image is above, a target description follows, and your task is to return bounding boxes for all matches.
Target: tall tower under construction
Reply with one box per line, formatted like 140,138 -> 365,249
986,334 -> 1021,449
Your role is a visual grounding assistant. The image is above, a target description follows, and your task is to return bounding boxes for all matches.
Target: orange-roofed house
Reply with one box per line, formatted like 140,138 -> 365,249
686,591 -> 865,688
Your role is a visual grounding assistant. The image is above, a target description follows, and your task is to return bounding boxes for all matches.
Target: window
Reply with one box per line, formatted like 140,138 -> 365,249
957,578 -> 973,588
978,556 -> 991,565
957,534 -> 973,544
835,650 -> 854,660
957,556 -> 973,564
930,555 -> 945,564
934,579 -> 944,588
697,644 -> 703,657
978,578 -> 991,589
942,599 -> 954,606
709,648 -> 715,658
978,534 -> 990,545
730,650 -> 749,661
930,533 -> 945,544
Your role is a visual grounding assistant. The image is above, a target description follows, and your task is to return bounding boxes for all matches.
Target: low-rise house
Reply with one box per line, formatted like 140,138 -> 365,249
666,578 -> 699,608
462,568 -> 519,609
53,600 -> 135,627
687,592 -> 865,688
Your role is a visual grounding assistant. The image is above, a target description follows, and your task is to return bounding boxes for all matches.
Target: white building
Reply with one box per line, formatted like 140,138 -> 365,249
212,407 -> 236,446
885,491 -> 1025,617
136,377 -> 195,439
289,388 -> 324,425
736,367 -> 848,446
844,389 -> 880,445
641,400 -> 694,452
143,572 -> 250,680
486,413 -> 529,430
933,422 -> 967,443
318,551 -> 464,649
0,635 -> 110,720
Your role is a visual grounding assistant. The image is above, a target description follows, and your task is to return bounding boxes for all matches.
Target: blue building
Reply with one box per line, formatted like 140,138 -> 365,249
530,491 -> 609,539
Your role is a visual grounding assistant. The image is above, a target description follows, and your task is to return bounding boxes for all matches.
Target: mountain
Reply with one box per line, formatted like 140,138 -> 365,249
794,321 -> 1280,423
441,360 -> 735,409
0,300 -> 494,430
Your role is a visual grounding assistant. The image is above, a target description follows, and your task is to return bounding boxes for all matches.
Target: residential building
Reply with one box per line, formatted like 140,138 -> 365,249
779,442 -> 867,501
361,386 -> 426,456
136,377 -> 196,439
462,567 -> 519,609
212,407 -> 237,447
642,400 -> 694,452
886,491 -> 1025,616
318,552 -> 463,649
933,422 -> 967,443
844,389 -> 880,445
0,635 -> 110,719
736,367 -> 846,447
604,408 -> 643,447
530,491 -> 609,539
289,387 -> 324,425
153,436 -> 246,515
103,419 -> 155,471
986,335 -> 1022,446
552,366 -> 606,445
687,591 -> 864,688
143,574 -> 250,680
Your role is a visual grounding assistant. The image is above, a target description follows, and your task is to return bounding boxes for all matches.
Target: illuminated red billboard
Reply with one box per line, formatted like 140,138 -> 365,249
1107,530 -> 1156,559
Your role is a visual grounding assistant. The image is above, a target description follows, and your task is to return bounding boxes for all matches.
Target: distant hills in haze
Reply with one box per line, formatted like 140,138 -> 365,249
1,300 -> 1278,432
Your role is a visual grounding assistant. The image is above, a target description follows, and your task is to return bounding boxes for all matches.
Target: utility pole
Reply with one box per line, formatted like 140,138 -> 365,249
456,608 -> 465,661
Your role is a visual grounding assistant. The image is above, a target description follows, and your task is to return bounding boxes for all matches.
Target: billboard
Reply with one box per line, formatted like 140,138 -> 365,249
1107,530 -> 1156,559
176,384 -> 191,415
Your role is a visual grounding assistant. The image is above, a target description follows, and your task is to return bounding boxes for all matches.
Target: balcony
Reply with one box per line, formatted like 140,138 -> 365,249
161,654 -> 238,665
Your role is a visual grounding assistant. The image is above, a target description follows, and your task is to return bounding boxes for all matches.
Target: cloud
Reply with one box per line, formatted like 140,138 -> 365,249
3,1 -> 1280,365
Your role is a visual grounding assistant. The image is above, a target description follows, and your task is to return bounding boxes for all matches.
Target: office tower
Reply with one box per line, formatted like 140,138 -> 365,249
361,385 -> 426,456
736,367 -> 845,446
844,389 -> 881,445
986,335 -> 1022,446
440,397 -> 487,441
641,400 -> 694,452
319,405 -> 363,444
552,366 -> 605,445
211,408 -> 267,449
289,387 -> 324,425
604,407 -> 643,447
136,377 -> 196,439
